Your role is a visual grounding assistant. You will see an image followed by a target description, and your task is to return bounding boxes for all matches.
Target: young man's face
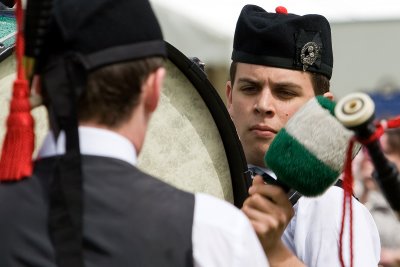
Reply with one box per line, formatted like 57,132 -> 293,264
226,63 -> 316,167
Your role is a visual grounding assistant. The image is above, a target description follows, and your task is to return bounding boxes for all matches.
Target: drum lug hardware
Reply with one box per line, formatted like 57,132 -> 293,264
189,57 -> 206,73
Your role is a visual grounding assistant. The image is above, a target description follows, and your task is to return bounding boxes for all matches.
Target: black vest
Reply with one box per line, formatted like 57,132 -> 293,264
0,155 -> 195,267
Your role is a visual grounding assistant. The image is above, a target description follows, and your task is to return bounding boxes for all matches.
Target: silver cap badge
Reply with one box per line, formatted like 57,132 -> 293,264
300,42 -> 320,71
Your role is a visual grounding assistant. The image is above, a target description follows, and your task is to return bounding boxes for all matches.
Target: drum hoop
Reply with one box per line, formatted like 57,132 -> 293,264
166,42 -> 249,207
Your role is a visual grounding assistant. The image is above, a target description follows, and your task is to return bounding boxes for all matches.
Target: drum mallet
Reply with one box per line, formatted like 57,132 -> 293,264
264,96 -> 359,197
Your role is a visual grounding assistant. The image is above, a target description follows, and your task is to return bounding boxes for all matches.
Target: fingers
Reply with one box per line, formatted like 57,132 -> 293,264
242,192 -> 294,252
242,201 -> 280,232
249,178 -> 292,208
244,179 -> 295,233
243,193 -> 293,224
245,175 -> 295,232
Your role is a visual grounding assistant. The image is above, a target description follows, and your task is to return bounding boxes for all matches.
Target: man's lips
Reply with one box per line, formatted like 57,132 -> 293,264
250,125 -> 278,134
250,125 -> 277,137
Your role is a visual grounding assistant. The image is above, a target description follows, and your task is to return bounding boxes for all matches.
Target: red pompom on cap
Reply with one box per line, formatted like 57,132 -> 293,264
275,6 -> 288,14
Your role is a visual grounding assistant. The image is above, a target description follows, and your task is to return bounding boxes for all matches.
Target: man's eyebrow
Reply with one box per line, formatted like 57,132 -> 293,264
270,81 -> 302,90
236,78 -> 263,86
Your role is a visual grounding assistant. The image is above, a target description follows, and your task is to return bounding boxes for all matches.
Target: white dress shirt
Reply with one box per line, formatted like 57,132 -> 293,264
246,165 -> 380,266
283,186 -> 381,267
38,126 -> 269,267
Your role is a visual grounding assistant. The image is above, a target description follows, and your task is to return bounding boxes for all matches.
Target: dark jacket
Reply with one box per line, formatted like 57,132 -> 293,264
0,155 -> 195,267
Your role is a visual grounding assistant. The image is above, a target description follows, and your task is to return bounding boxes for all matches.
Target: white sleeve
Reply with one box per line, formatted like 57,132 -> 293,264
289,187 -> 381,267
193,193 -> 269,267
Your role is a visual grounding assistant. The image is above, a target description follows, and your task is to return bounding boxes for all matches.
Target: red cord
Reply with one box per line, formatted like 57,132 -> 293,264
386,116 -> 400,129
15,0 -> 25,79
340,138 -> 355,267
357,116 -> 400,145
339,116 -> 400,266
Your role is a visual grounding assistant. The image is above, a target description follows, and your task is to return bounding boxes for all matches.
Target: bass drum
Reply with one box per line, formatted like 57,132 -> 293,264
0,40 -> 249,207
137,42 -> 249,207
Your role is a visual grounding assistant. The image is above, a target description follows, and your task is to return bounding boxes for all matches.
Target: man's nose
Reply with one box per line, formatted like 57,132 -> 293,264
254,90 -> 274,116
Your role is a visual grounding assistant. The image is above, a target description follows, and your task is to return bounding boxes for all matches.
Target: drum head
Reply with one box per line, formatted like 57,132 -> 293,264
137,42 -> 248,207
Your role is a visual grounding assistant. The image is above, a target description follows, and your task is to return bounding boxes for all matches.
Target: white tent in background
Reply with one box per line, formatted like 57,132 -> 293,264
150,0 -> 400,98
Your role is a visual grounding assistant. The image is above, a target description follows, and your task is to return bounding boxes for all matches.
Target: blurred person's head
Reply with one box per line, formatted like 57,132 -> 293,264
353,128 -> 400,202
353,148 -> 377,201
226,5 -> 333,167
381,128 -> 400,163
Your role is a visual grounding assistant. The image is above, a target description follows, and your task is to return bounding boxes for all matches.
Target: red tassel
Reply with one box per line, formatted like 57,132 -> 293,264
0,0 -> 34,181
0,80 -> 34,181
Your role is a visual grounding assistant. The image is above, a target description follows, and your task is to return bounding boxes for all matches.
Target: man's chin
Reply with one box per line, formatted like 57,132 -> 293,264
245,148 -> 270,167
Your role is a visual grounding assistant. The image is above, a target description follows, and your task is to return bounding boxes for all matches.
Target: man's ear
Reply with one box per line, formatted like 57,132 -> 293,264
144,67 -> 165,112
226,80 -> 233,112
323,91 -> 334,101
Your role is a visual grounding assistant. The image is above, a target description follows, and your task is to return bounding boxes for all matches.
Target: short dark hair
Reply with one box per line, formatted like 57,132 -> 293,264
78,57 -> 164,128
229,61 -> 330,95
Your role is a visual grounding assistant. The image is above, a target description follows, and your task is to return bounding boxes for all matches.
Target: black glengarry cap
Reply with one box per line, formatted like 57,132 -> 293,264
46,0 -> 166,70
232,5 -> 333,79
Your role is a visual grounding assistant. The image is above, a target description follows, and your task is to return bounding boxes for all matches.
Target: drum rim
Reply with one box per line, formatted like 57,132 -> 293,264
166,41 -> 249,208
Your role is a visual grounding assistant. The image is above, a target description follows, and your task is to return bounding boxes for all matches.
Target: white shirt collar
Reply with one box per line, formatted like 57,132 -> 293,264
37,126 -> 137,166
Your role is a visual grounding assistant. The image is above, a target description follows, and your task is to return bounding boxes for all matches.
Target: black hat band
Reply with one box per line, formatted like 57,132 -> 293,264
232,49 -> 332,78
81,40 -> 166,71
